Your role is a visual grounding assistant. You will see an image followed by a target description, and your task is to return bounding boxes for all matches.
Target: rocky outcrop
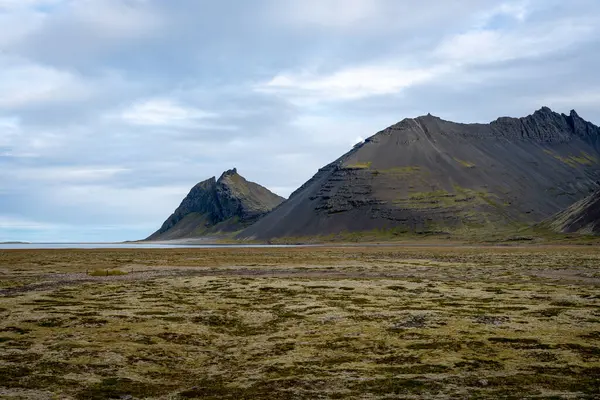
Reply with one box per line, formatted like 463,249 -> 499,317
546,189 -> 600,234
146,169 -> 284,240
379,107 -> 600,143
239,107 -> 600,240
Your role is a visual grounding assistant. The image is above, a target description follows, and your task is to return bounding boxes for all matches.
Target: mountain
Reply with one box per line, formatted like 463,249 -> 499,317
545,189 -> 600,235
147,169 -> 284,240
239,107 -> 600,241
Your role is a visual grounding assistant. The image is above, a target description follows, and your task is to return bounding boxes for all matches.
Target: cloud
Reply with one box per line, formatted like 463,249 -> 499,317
536,90 -> 600,109
66,0 -> 163,39
268,0 -> 492,35
0,117 -> 20,146
0,56 -> 91,108
0,0 -> 63,10
0,215 -> 57,230
3,166 -> 129,183
118,98 -> 218,127
435,18 -> 597,65
256,65 -> 445,103
474,1 -> 531,27
0,214 -> 157,242
270,0 -> 383,29
50,184 -> 189,217
0,7 -> 48,48
258,4 -> 599,104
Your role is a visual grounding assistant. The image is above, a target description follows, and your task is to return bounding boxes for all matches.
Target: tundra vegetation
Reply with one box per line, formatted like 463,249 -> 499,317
0,246 -> 599,399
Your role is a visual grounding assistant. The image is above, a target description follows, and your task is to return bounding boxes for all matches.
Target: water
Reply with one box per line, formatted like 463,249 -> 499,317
0,243 -> 303,250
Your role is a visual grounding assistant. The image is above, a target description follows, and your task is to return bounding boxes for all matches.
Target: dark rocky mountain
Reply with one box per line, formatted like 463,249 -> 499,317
545,189 -> 600,235
239,107 -> 600,240
147,169 -> 284,240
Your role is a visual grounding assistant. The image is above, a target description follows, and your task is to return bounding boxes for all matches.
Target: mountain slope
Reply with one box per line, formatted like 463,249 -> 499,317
147,169 -> 284,240
239,107 -> 600,240
546,189 -> 600,235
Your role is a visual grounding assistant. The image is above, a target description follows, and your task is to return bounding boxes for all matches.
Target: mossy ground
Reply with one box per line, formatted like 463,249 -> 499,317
88,269 -> 128,277
1,246 -> 599,399
544,150 -> 599,168
345,161 -> 373,169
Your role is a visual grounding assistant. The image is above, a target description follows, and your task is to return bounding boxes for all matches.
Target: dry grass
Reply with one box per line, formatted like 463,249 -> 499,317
0,246 -> 599,399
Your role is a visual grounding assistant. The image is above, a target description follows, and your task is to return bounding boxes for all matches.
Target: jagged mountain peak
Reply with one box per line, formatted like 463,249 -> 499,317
369,107 -> 599,145
534,105 -> 554,114
219,168 -> 238,180
146,169 -> 284,241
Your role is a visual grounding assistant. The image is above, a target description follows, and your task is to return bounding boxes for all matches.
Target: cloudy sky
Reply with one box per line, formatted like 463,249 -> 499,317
1,0 -> 599,242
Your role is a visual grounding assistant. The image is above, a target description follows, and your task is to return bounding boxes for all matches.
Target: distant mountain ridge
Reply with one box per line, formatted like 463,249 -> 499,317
147,169 -> 284,240
239,107 -> 600,240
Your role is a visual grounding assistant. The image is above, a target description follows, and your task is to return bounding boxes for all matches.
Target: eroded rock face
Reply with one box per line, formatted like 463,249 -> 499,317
239,107 -> 600,240
146,169 -> 284,240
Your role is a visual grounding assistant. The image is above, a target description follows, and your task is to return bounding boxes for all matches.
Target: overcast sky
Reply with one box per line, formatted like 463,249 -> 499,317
1,0 -> 599,242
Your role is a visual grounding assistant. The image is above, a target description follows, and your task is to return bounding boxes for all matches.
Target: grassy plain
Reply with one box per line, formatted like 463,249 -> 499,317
0,246 -> 599,399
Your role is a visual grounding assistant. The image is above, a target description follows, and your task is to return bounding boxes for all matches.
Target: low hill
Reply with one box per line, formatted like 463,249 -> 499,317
545,189 -> 600,235
239,107 -> 600,241
147,169 -> 284,240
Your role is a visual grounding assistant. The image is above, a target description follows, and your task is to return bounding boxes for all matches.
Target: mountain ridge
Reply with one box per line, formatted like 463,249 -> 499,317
239,107 -> 600,241
373,107 -> 599,143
